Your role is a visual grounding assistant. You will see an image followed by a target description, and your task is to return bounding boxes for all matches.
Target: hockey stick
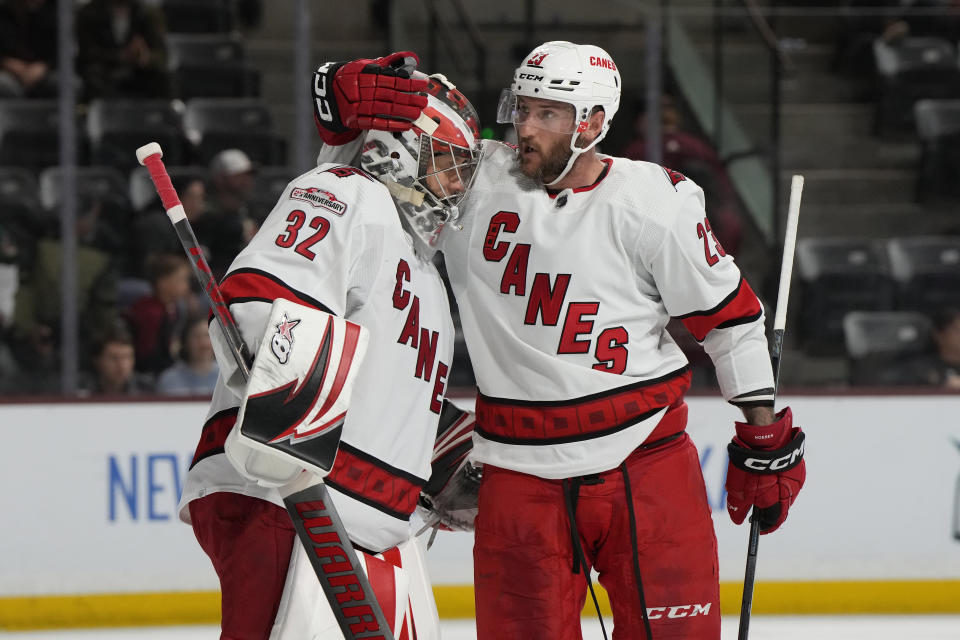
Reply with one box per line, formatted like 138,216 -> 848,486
737,174 -> 804,640
135,143 -> 395,640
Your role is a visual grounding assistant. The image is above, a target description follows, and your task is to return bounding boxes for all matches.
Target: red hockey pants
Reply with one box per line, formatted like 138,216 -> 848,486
473,433 -> 720,640
189,493 -> 296,640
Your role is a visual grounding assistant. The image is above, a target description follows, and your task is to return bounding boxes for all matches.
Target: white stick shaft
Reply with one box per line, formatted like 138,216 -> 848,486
773,175 -> 804,332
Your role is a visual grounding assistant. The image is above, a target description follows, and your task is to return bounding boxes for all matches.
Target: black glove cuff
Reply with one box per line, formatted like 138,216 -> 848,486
728,430 -> 805,474
312,61 -> 350,134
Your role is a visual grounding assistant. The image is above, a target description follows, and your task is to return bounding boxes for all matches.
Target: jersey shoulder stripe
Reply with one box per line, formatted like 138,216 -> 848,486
220,267 -> 333,314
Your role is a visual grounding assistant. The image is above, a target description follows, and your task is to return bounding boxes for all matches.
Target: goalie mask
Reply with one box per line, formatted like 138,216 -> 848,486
496,41 -> 621,186
360,74 -> 482,257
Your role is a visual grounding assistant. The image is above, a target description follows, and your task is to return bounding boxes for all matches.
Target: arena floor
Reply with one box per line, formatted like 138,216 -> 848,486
1,615 -> 959,639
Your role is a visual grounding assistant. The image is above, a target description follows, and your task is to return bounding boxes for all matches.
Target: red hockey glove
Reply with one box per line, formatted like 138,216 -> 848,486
725,407 -> 805,534
312,51 -> 428,146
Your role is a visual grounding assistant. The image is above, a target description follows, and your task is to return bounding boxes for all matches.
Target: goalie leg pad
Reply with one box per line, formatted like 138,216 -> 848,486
270,537 -> 438,640
390,537 -> 441,640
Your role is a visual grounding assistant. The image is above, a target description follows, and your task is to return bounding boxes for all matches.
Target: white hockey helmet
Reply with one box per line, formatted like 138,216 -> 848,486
360,73 -> 482,257
497,41 -> 621,185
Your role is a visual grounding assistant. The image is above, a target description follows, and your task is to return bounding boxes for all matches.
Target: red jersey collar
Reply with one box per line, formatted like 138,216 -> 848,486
546,157 -> 613,198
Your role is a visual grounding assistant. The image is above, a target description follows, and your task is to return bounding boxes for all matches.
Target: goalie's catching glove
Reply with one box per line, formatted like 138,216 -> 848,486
417,400 -> 480,532
725,407 -> 805,534
312,51 -> 428,146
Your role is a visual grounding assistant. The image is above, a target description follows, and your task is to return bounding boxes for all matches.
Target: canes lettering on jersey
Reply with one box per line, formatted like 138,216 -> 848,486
482,211 -> 628,374
394,258 -> 449,413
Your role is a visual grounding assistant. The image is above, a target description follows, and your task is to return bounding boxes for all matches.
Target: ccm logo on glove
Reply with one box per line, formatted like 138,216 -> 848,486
313,61 -> 336,123
735,436 -> 805,472
724,407 -> 805,534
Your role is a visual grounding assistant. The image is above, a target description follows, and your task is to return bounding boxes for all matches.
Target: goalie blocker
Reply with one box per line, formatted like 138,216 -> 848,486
220,298 -> 370,486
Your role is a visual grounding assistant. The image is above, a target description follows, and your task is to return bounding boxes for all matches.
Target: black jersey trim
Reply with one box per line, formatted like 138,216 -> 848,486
323,479 -> 413,522
715,311 -> 764,331
477,364 -> 691,408
674,277 -> 744,320
337,442 -> 429,487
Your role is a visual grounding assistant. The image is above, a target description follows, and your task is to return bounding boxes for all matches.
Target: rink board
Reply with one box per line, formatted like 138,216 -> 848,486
1,394 -> 959,628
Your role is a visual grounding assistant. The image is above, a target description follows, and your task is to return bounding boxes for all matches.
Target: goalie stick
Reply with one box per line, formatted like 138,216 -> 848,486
136,143 -> 395,640
737,174 -> 804,640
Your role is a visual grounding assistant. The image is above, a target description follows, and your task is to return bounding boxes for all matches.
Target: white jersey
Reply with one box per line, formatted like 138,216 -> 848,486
316,138 -> 775,480
439,141 -> 775,478
177,163 -> 455,552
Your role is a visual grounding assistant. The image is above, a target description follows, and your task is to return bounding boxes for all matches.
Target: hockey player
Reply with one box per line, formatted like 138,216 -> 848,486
313,42 -> 806,640
176,55 -> 483,640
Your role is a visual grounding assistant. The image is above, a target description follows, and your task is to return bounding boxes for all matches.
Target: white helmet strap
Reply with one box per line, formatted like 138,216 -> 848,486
412,112 -> 439,136
382,178 -> 426,206
542,114 -> 605,187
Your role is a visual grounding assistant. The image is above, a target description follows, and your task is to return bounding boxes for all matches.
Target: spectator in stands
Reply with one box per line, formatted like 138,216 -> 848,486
0,221 -> 19,329
155,315 -> 219,396
125,253 -> 197,376
0,0 -> 58,98
198,149 -> 254,278
11,196 -> 120,367
905,308 -> 960,388
76,0 -> 170,100
6,323 -> 59,394
77,192 -> 127,257
0,225 -> 20,393
620,94 -> 743,255
79,323 -> 151,395
132,174 -> 208,276
832,1 -> 960,87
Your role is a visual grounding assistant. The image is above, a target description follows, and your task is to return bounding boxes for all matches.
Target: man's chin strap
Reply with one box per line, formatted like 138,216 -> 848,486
543,131 -> 605,187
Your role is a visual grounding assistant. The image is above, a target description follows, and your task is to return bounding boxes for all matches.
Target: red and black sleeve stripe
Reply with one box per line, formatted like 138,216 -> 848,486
324,443 -> 429,521
190,407 -> 239,469
218,267 -> 334,315
675,277 -> 763,342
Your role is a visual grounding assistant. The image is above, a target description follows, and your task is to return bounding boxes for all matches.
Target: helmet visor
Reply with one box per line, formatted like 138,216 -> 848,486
496,89 -> 581,134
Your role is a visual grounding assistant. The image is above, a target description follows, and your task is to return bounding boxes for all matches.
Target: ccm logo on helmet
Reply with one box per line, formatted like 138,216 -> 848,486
518,73 -> 543,81
589,56 -> 617,70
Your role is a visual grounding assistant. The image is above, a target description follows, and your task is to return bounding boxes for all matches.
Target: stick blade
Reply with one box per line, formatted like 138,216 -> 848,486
135,142 -> 163,165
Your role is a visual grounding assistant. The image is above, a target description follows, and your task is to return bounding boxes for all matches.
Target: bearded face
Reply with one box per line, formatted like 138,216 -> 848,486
512,97 -> 597,186
517,132 -> 575,185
